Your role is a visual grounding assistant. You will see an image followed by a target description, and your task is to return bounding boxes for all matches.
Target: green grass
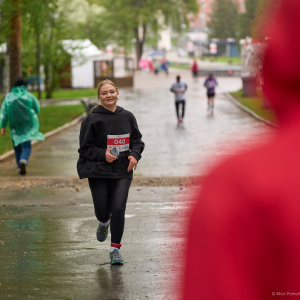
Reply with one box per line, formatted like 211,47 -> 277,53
1,88 -> 97,101
169,62 -> 190,69
201,56 -> 241,65
31,88 -> 98,100
230,90 -> 277,124
169,56 -> 241,70
0,104 -> 85,155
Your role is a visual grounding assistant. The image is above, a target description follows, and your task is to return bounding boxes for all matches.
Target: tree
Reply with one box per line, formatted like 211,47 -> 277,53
22,0 -> 57,99
238,0 -> 281,40
21,0 -> 71,98
60,0 -> 111,50
251,0 -> 281,39
238,0 -> 260,40
209,0 -> 239,39
87,0 -> 198,66
5,0 -> 22,90
1,0 -> 68,98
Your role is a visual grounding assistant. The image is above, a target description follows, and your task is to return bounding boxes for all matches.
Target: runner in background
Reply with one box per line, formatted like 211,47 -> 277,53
204,74 -> 218,114
161,58 -> 169,76
170,75 -> 188,126
77,79 -> 144,265
191,59 -> 199,82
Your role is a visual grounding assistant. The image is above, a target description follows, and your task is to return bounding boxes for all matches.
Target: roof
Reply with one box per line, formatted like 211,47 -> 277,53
62,39 -> 103,58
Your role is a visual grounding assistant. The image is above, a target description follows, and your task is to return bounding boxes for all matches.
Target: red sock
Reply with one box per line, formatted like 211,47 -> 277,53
111,243 -> 121,249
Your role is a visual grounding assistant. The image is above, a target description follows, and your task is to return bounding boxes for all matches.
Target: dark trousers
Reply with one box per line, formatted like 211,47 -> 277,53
175,100 -> 185,119
13,140 -> 31,169
88,178 -> 131,244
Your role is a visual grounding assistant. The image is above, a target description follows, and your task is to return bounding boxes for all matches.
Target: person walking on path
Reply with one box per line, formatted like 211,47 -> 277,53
191,59 -> 199,82
161,58 -> 169,76
170,75 -> 188,125
183,0 -> 300,298
0,77 -> 45,175
204,73 -> 218,114
77,79 -> 145,265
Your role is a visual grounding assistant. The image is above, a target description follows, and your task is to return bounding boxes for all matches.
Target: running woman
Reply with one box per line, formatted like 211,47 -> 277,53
77,79 -> 145,265
204,74 -> 218,114
170,75 -> 188,125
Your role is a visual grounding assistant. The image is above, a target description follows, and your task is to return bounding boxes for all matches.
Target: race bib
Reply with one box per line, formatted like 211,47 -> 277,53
107,134 -> 130,152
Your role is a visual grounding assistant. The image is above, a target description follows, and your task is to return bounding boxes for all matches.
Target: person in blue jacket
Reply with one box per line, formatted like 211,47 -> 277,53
0,77 -> 44,175
77,79 -> 145,265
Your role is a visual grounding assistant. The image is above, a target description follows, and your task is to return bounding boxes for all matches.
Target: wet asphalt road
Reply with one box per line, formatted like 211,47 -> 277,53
0,186 -> 192,300
0,69 -> 275,299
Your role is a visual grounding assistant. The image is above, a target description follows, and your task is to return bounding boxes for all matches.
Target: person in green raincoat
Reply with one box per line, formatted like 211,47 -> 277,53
0,77 -> 45,175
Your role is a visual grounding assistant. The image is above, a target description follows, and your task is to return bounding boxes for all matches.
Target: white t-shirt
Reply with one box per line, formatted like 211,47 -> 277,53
171,81 -> 187,101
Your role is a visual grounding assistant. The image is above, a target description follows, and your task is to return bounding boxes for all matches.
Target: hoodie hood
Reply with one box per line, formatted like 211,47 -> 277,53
11,85 -> 28,96
263,0 -> 300,122
91,105 -> 124,114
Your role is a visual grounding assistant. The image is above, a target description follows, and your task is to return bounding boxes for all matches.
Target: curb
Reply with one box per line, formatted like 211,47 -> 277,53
0,113 -> 86,162
224,92 -> 279,129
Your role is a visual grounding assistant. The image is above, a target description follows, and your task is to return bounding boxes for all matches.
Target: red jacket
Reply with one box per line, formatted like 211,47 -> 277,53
183,1 -> 300,299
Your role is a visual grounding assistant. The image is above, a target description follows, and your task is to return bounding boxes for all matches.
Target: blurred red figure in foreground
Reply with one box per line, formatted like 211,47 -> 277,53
183,1 -> 300,299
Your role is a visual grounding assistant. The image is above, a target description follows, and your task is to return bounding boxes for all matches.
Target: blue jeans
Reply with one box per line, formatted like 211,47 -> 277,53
13,140 -> 31,169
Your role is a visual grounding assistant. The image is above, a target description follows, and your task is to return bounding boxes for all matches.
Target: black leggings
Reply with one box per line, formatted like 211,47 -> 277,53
175,100 -> 185,119
88,178 -> 131,244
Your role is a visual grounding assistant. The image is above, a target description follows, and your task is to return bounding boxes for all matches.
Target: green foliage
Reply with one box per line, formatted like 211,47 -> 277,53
0,104 -> 85,155
238,0 -> 260,39
0,0 -> 198,98
238,0 -> 281,40
209,0 -> 239,39
86,0 -> 198,61
59,0 -> 112,50
1,0 -> 72,98
251,0 -> 281,39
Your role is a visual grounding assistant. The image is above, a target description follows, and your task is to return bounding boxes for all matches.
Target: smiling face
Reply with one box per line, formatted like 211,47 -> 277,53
99,83 -> 118,111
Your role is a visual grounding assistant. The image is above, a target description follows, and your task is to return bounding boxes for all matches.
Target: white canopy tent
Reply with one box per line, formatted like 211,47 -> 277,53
62,39 -> 103,88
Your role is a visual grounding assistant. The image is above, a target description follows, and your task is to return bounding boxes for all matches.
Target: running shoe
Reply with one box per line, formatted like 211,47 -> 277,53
19,159 -> 27,175
110,249 -> 124,265
96,221 -> 110,242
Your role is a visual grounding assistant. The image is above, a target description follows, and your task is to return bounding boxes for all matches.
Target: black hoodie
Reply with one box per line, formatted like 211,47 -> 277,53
77,105 -> 144,179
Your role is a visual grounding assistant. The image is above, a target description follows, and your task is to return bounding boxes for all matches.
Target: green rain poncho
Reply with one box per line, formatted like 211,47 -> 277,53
0,86 -> 45,146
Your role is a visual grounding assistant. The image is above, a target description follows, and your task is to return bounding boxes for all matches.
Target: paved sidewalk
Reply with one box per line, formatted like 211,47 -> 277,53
0,69 -> 275,299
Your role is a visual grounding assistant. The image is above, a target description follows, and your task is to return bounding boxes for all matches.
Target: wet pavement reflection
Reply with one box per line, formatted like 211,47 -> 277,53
0,186 -> 190,299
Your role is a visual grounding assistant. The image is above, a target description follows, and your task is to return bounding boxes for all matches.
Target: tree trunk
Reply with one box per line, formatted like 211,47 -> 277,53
44,64 -> 52,99
2,37 -> 10,97
44,25 -> 54,99
9,0 -> 22,90
36,33 -> 41,99
134,22 -> 146,68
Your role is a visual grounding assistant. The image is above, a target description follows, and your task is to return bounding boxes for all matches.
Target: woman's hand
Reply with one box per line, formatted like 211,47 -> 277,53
1,128 -> 5,136
105,148 -> 118,163
128,156 -> 138,172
